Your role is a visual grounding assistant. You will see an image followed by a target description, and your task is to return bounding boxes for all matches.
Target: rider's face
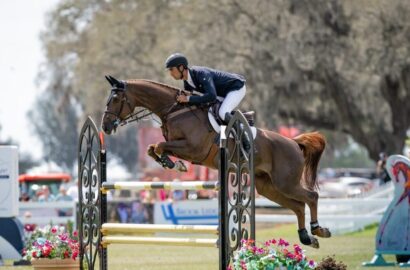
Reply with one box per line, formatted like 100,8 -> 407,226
168,66 -> 183,80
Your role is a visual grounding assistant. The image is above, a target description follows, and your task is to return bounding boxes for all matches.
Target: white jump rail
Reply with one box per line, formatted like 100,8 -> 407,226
101,181 -> 219,192
101,223 -> 218,235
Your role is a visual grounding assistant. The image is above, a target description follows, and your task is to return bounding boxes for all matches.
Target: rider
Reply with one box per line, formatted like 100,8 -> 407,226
165,53 -> 246,125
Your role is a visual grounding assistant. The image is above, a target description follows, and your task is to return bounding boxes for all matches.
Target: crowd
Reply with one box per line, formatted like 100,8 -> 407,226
19,183 -> 78,217
108,178 -> 218,224
19,177 -> 218,223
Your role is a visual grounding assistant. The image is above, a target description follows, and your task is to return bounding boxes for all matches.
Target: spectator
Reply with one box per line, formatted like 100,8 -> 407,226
130,201 -> 148,223
117,202 -> 129,223
38,186 -> 55,202
376,152 -> 391,185
67,179 -> 79,202
169,179 -> 186,201
56,186 -> 74,217
19,192 -> 30,202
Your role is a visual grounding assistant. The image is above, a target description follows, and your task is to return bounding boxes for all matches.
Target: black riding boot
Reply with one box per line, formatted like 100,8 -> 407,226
224,112 -> 251,152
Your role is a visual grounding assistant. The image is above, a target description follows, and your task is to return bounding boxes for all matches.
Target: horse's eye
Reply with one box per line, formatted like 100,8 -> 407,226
112,94 -> 120,102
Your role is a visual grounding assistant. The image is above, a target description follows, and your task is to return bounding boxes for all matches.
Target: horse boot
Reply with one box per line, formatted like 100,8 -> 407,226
224,112 -> 251,152
159,154 -> 175,169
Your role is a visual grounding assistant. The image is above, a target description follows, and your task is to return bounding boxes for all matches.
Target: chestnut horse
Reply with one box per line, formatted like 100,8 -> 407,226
101,75 -> 331,248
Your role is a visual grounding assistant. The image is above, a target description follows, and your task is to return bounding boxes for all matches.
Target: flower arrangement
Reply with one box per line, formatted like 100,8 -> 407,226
23,223 -> 80,261
230,238 -> 316,270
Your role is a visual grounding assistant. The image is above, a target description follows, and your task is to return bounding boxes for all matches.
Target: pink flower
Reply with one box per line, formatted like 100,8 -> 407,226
32,251 -> 37,258
293,244 -> 302,253
59,233 -> 68,241
51,227 -> 57,234
256,248 -> 265,255
278,238 -> 289,247
240,260 -> 247,270
270,239 -> 277,245
286,252 -> 295,259
309,260 -> 315,267
73,230 -> 78,237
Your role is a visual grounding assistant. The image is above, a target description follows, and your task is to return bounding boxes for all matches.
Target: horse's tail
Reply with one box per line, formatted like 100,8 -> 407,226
293,132 -> 326,191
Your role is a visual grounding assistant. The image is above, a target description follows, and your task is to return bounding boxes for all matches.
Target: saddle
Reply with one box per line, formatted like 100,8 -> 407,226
209,102 -> 255,126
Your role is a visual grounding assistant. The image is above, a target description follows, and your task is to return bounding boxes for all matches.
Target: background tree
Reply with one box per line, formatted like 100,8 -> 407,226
28,92 -> 79,173
35,0 -> 410,169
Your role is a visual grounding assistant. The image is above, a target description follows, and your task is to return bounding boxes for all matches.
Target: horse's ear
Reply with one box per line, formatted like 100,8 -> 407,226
108,75 -> 121,86
105,75 -> 115,86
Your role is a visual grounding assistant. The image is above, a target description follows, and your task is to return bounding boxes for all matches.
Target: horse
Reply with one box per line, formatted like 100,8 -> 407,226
101,75 -> 331,248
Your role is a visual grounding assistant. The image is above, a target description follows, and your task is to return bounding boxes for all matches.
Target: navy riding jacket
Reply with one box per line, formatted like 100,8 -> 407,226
183,66 -> 245,105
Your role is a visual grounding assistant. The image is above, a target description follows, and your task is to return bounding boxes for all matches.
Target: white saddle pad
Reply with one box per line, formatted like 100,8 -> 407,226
207,111 -> 257,139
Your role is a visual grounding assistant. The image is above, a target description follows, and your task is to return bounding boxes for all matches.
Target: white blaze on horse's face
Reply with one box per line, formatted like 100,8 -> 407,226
102,90 -> 128,135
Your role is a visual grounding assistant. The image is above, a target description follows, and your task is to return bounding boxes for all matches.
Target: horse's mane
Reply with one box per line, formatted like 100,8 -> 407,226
127,79 -> 190,94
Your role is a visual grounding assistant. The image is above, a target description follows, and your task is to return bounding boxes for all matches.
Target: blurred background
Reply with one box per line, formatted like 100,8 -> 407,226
1,0 -> 410,228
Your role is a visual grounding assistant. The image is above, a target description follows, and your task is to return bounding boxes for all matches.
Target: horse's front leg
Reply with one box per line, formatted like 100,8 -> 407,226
153,140 -> 191,172
147,144 -> 163,165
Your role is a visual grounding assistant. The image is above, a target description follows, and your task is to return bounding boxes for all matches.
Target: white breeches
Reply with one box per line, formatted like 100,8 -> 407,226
218,85 -> 246,120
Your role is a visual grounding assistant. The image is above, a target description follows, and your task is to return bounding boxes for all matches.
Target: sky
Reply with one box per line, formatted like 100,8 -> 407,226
0,0 -> 57,159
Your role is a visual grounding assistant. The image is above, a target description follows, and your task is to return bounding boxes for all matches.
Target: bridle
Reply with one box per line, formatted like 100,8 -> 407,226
103,81 -> 183,131
103,82 -> 155,130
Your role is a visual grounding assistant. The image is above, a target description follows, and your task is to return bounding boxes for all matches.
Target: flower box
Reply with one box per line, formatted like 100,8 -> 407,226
31,258 -> 79,270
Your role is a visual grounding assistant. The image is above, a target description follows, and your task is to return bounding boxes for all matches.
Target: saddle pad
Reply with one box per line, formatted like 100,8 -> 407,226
208,111 -> 257,139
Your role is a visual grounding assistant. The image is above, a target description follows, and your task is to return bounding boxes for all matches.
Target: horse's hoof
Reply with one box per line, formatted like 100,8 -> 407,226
298,228 -> 319,248
308,236 -> 320,249
174,160 -> 187,172
312,227 -> 332,238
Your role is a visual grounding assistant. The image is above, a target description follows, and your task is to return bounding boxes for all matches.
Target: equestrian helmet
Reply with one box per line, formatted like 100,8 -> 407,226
165,53 -> 188,69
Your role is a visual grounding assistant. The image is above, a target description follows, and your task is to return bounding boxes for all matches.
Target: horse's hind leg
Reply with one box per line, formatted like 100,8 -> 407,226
275,175 -> 331,239
255,173 -> 320,248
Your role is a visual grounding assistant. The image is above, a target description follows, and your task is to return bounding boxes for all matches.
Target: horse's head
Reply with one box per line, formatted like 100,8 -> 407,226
102,75 -> 135,135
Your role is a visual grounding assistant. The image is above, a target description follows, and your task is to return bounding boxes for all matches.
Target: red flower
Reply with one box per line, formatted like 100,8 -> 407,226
24,224 -> 36,232
286,252 -> 295,259
72,250 -> 79,260
51,227 -> 57,234
63,250 -> 70,259
73,230 -> 78,237
42,246 -> 52,257
32,251 -> 37,258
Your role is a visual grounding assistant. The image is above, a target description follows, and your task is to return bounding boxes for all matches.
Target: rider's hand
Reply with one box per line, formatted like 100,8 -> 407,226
176,95 -> 189,103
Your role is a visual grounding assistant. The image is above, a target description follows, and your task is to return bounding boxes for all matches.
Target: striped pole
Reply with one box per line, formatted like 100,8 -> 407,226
101,181 -> 219,192
102,236 -> 217,247
101,223 -> 219,235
